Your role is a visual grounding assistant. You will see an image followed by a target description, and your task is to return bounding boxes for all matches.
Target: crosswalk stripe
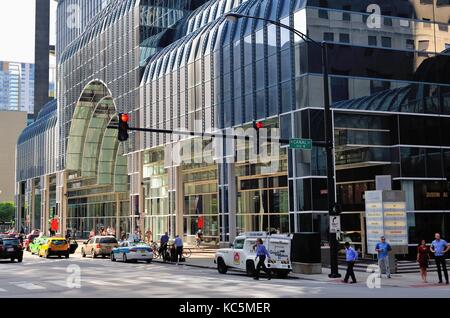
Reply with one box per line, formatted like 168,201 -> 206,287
10,282 -> 46,290
86,280 -> 121,287
47,280 -> 70,288
0,288 -> 6,292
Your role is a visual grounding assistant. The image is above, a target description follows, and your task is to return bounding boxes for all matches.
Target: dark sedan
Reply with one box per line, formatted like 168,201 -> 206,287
0,238 -> 23,262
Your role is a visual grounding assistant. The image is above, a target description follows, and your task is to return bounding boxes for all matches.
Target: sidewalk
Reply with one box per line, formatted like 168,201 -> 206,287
155,253 -> 450,289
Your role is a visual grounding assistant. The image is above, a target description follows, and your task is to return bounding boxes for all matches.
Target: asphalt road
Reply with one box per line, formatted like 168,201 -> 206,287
0,252 -> 448,298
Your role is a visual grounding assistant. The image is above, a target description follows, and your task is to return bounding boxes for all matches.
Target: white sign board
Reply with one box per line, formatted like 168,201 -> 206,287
365,190 -> 408,254
329,216 -> 341,233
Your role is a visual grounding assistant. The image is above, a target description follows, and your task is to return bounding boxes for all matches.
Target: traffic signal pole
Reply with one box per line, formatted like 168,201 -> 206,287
322,43 -> 341,279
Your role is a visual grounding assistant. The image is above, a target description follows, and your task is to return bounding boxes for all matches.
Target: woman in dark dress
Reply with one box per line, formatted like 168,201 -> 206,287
417,239 -> 430,283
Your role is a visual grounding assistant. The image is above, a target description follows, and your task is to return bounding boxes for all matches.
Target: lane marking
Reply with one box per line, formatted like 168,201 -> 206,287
85,280 -> 122,287
10,282 -> 46,290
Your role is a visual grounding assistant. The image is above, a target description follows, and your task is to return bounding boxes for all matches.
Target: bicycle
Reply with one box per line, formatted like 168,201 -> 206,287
182,247 -> 192,259
150,241 -> 161,259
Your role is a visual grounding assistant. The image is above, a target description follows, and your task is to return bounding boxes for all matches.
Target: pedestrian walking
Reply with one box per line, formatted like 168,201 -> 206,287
342,242 -> 358,284
174,235 -> 184,264
253,238 -> 272,280
430,233 -> 449,284
375,236 -> 392,278
417,239 -> 430,283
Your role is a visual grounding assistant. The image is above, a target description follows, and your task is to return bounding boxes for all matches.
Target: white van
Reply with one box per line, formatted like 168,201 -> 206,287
214,232 -> 292,278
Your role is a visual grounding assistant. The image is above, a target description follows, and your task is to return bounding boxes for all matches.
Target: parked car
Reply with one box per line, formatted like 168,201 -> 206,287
81,236 -> 118,258
0,237 -> 23,262
111,241 -> 153,263
38,237 -> 70,258
215,232 -> 292,278
29,237 -> 47,255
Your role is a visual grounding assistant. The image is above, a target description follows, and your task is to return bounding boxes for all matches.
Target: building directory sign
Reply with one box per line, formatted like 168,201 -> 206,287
365,190 -> 408,254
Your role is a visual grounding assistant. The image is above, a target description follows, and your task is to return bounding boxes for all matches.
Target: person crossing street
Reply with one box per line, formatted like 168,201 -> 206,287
253,238 -> 271,281
343,242 -> 358,284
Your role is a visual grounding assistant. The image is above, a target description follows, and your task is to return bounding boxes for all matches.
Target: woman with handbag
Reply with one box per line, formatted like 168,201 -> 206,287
417,239 -> 430,283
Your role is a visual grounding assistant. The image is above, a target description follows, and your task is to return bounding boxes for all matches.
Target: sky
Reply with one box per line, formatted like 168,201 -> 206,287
0,0 -> 57,64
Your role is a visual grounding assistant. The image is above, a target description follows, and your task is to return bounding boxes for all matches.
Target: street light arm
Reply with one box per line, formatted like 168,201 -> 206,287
225,12 -> 323,48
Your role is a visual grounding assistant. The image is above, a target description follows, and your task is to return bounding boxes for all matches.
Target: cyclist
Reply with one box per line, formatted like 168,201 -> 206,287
195,229 -> 204,247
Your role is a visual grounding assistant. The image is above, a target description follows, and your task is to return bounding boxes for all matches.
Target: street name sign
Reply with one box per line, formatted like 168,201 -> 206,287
289,138 -> 312,150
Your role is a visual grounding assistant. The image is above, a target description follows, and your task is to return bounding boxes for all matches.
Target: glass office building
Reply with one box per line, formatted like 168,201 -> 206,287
0,61 -> 34,114
16,0 -> 450,257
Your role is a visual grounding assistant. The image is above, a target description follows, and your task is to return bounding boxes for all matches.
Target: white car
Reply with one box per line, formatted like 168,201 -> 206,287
215,232 -> 292,278
111,241 -> 153,263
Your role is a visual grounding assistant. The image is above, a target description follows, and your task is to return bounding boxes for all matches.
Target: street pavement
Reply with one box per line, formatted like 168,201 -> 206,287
0,251 -> 449,298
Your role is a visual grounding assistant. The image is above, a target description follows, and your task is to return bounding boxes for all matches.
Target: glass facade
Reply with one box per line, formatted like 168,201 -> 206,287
14,0 -> 450,256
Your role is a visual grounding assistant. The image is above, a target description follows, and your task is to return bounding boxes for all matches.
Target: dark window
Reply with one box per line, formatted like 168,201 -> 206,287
384,17 -> 393,26
339,33 -> 350,43
318,9 -> 328,19
381,37 -> 392,48
342,12 -> 351,21
406,39 -> 415,50
368,36 -> 377,46
331,77 -> 349,102
323,32 -> 334,42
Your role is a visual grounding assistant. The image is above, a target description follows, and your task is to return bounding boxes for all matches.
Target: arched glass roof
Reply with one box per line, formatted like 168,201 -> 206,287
18,99 -> 57,145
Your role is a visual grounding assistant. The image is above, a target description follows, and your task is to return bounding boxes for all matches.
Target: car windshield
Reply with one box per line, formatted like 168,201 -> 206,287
51,240 -> 67,245
100,237 -> 117,244
2,239 -> 19,246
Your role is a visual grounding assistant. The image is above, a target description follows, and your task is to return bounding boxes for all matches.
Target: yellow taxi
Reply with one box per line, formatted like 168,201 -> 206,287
38,237 -> 70,258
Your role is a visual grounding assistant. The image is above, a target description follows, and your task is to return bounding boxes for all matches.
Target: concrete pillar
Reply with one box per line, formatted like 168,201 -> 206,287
138,152 -> 145,234
115,192 -> 120,239
227,163 -> 237,243
30,180 -> 35,231
43,175 -> 50,235
173,166 -> 184,239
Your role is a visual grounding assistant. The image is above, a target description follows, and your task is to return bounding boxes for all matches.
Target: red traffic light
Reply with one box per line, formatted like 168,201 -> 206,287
254,121 -> 264,129
120,113 -> 129,123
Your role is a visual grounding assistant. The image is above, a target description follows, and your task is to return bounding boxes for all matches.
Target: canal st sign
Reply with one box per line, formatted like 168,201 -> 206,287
289,138 -> 313,150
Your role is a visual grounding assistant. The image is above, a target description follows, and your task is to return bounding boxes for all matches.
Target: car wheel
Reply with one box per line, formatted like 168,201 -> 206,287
45,250 -> 50,259
92,251 -> 97,259
122,253 -> 128,263
81,248 -> 86,258
111,252 -> 116,262
102,255 -> 106,259
58,255 -> 62,258
246,261 -> 255,277
217,258 -> 228,274
146,259 -> 152,264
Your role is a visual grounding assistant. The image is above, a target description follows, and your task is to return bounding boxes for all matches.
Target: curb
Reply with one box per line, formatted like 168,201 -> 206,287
153,259 -> 216,270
